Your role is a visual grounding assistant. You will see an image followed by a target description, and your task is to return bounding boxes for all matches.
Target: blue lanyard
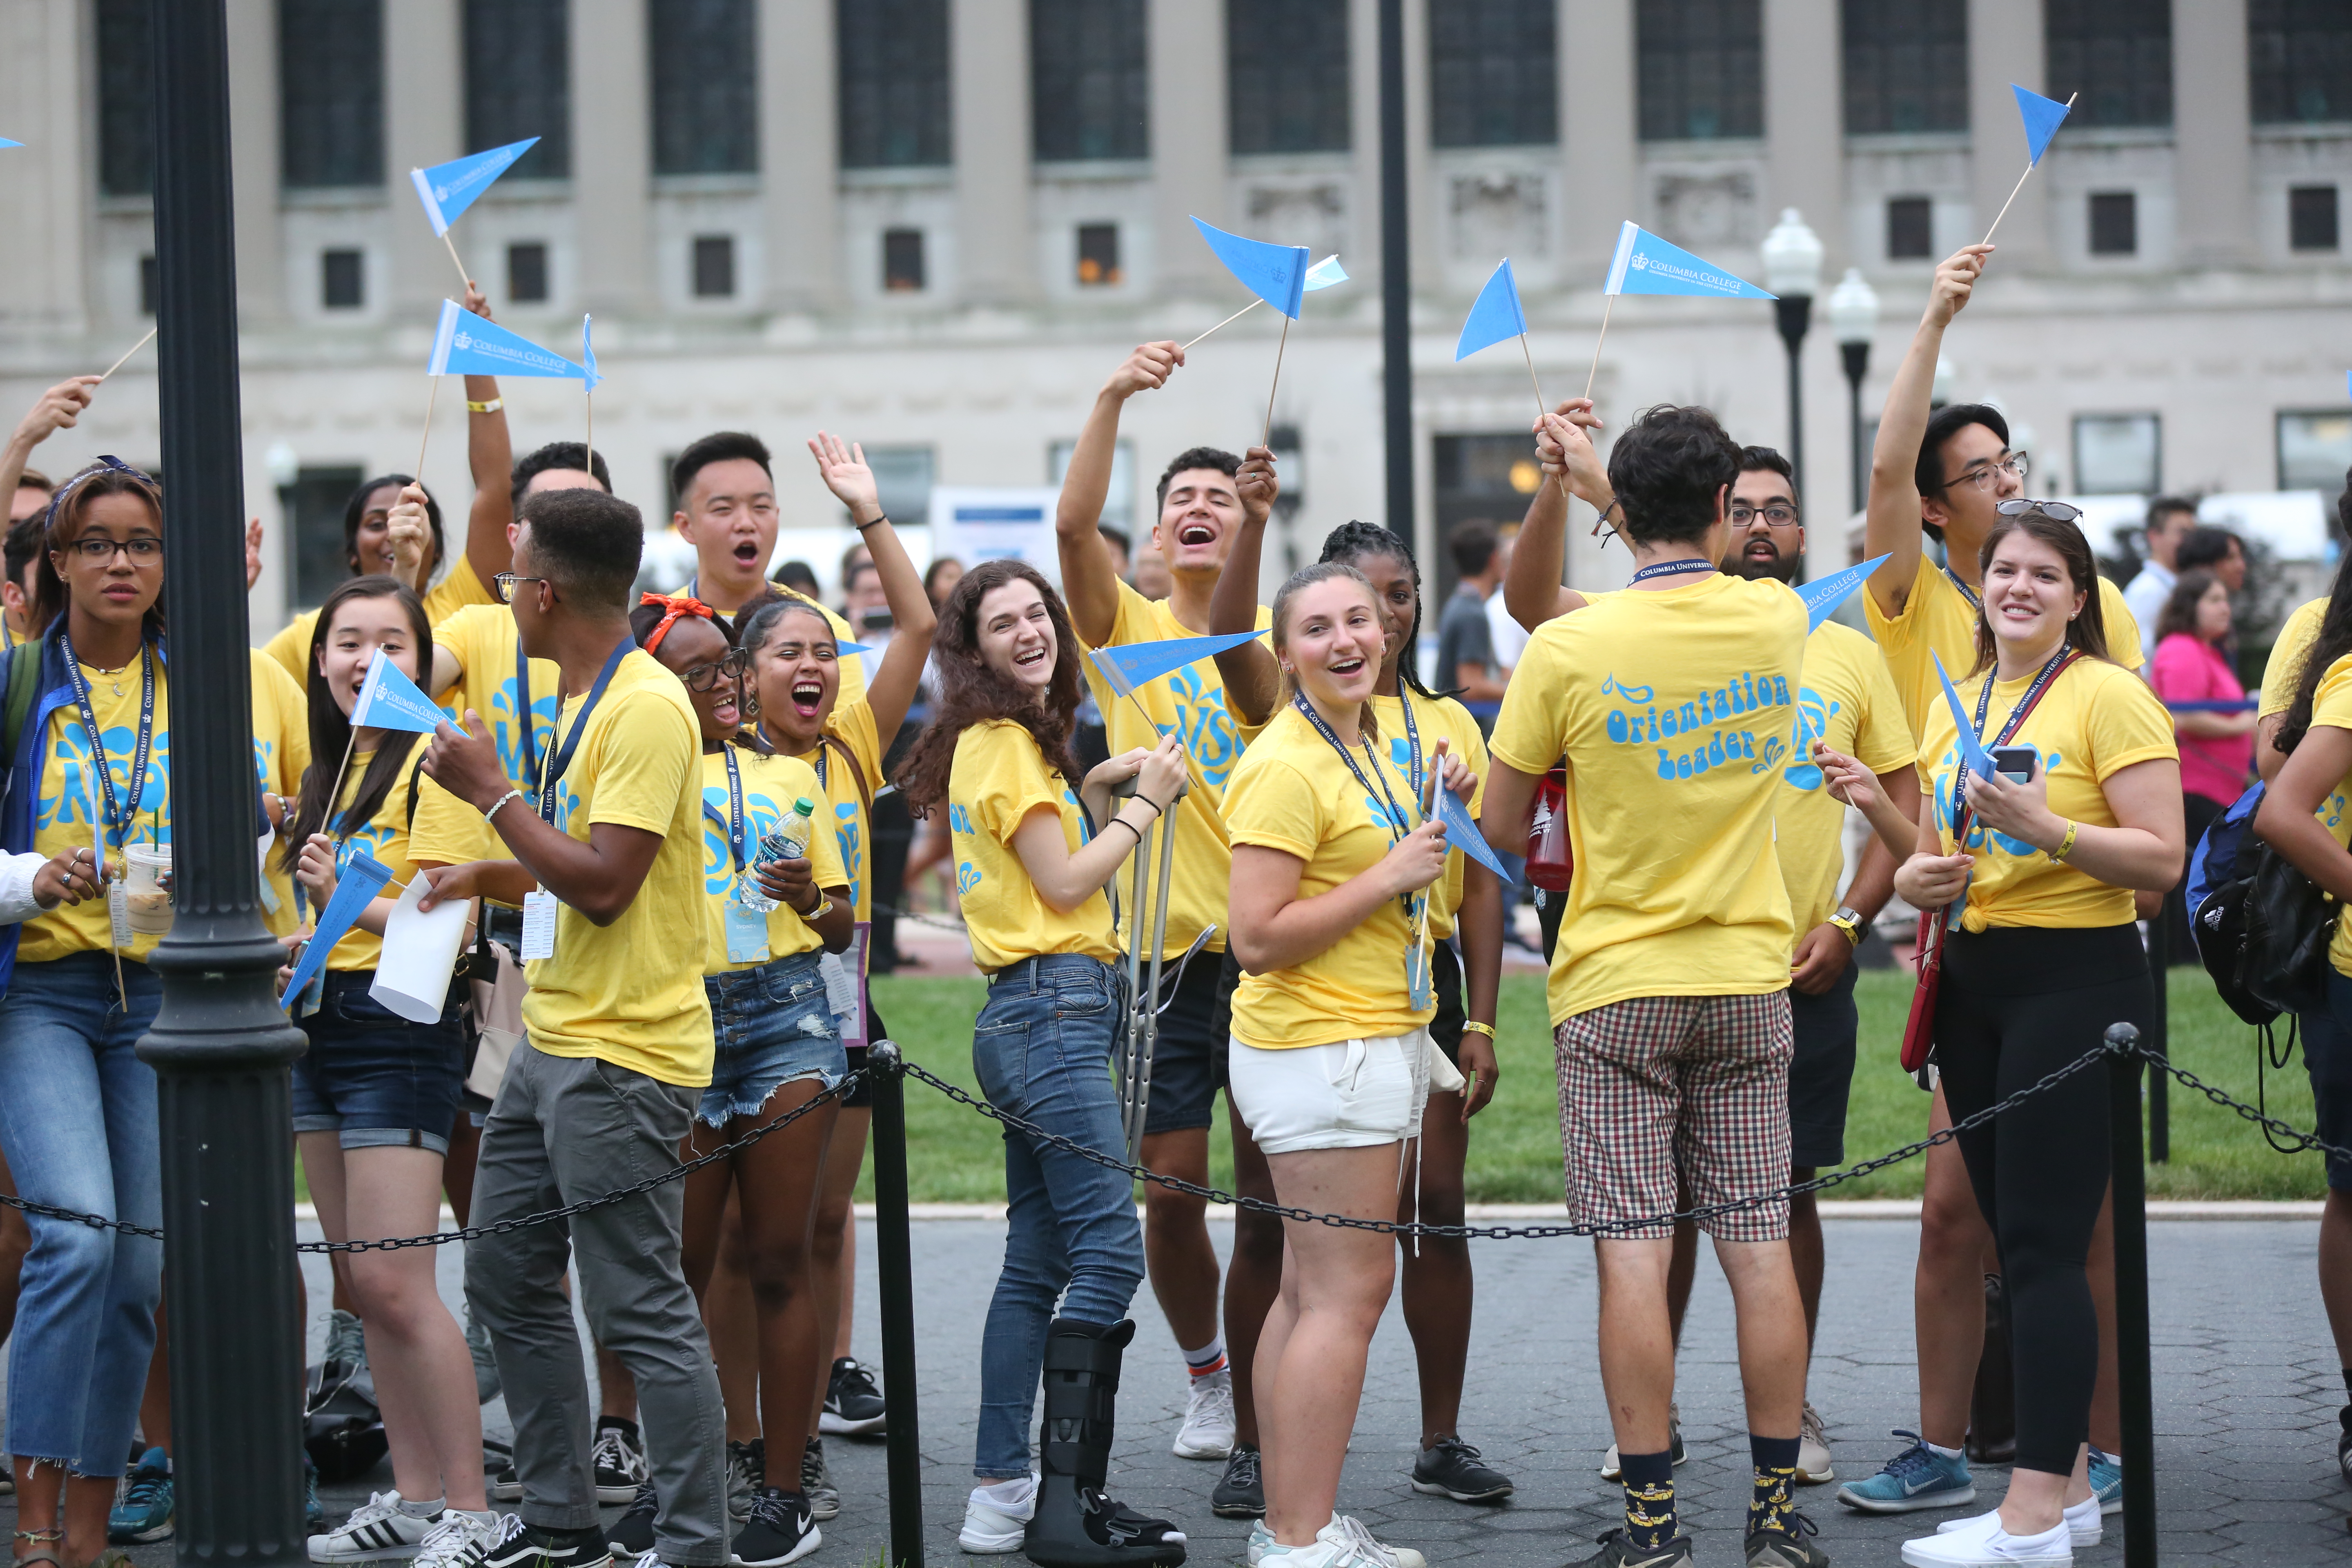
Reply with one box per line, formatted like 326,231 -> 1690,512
537,638 -> 633,824
1941,563 -> 1981,612
1628,558 -> 1716,586
1290,690 -> 1417,884
59,628 -> 156,853
702,745 -> 748,872
515,639 -> 537,793
1390,690 -> 1424,805
1951,644 -> 2073,821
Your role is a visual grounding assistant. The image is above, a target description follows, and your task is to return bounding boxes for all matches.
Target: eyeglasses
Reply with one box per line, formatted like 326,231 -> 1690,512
679,647 -> 748,692
1996,498 -> 2083,523
66,536 -> 162,562
1938,453 -> 2030,493
1729,504 -> 1799,529
493,572 -> 551,605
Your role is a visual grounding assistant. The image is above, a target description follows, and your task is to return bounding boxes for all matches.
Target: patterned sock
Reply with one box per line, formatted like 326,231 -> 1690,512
1619,1450 -> 1676,1550
1748,1434 -> 1801,1535
1183,1334 -> 1228,1379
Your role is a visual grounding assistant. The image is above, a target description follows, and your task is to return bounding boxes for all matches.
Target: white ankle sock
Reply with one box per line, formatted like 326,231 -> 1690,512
975,1475 -> 1036,1508
398,1497 -> 445,1519
1183,1334 -> 1228,1379
1927,1441 -> 1965,1461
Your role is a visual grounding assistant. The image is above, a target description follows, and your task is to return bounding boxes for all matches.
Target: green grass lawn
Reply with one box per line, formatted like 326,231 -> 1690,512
865,967 -> 2330,1205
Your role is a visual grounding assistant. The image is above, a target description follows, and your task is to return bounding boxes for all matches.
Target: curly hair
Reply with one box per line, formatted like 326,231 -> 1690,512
1317,519 -> 1442,704
896,559 -> 1087,818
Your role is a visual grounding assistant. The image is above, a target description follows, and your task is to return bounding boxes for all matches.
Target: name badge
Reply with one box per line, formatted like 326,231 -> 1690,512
520,889 -> 558,962
257,832 -> 281,915
1405,941 -> 1433,1013
725,900 -> 771,964
107,882 -> 134,949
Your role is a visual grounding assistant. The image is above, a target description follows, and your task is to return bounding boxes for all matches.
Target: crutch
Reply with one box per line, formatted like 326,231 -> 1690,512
1114,771 -> 1191,1163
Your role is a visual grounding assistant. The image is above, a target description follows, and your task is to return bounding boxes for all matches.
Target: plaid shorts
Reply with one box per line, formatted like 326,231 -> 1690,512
1554,991 -> 1794,1242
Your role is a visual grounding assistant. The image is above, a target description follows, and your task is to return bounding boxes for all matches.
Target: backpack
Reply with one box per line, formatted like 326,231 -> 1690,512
0,642 -> 39,762
2189,780 -> 2336,1026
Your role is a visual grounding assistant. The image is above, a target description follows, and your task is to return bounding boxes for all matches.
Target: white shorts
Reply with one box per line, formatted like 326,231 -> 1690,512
1228,1029 -> 1433,1156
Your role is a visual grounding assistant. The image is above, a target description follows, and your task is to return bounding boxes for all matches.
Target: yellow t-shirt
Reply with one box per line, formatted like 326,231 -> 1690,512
1865,556 -> 2144,741
425,603 -> 564,866
1080,580 -> 1272,959
1366,691 -> 1489,942
1916,655 -> 2177,932
787,698 -> 885,923
1223,704 -> 1436,1048
263,557 -> 495,685
2301,654 -> 2352,975
248,650 -> 312,938
2260,595 -> 2327,720
697,746 -> 846,973
317,734 -> 476,972
947,719 -> 1118,972
23,651 -> 173,964
1777,621 -> 1916,939
526,650 -> 715,1086
1489,573 -> 1806,1025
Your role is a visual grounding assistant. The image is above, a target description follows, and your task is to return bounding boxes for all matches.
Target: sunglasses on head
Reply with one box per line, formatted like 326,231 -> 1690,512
1995,498 -> 2082,523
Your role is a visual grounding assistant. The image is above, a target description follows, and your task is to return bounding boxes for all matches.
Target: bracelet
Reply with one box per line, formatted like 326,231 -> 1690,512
796,893 -> 833,922
482,788 -> 525,826
1108,817 -> 1144,844
1461,1021 -> 1497,1040
2049,819 -> 2079,862
855,511 -> 889,531
466,398 -> 503,414
1134,793 -> 1165,817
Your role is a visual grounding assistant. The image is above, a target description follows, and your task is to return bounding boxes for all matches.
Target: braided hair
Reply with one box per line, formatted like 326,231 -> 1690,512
1316,519 -> 1445,704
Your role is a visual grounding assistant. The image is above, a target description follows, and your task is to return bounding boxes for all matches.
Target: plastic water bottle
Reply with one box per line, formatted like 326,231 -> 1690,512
738,797 -> 817,913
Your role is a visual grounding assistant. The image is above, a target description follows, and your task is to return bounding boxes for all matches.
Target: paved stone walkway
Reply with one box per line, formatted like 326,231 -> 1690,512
9,1217 -> 2343,1567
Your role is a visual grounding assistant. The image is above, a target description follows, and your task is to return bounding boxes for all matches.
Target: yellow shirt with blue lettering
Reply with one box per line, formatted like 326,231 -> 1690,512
1778,621 -> 1915,939
318,735 -> 479,972
248,649 -> 312,937
426,603 -> 561,867
786,698 -> 885,924
23,650 -> 174,963
947,719 -> 1118,972
1367,691 -> 1489,942
697,746 -> 846,973
1490,572 -> 1806,1025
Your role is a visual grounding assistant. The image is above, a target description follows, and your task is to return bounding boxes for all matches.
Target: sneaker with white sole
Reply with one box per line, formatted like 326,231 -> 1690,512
591,1419 -> 649,1506
1795,1401 -> 1834,1484
1600,1403 -> 1686,1481
1563,1530 -> 1693,1568
310,1492 -> 439,1562
1936,1497 -> 2101,1550
1212,1443 -> 1264,1518
1410,1435 -> 1513,1502
1901,1512 -> 2071,1567
1172,1370 -> 1236,1460
820,1356 -> 887,1437
959,1474 -> 1037,1554
729,1487 -> 822,1567
1246,1519 -> 1274,1566
411,1512 -> 499,1568
800,1437 -> 840,1523
2086,1447 -> 2122,1516
1321,1514 -> 1423,1568
1835,1431 -> 1975,1514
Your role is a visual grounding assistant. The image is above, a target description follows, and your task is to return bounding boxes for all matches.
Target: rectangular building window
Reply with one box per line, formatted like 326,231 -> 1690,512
1049,439 -> 1136,532
882,228 -> 927,292
292,466 -> 366,609
693,236 -> 737,297
2073,413 -> 2161,494
1076,224 -> 1122,285
140,256 -> 159,317
96,0 -> 154,197
2088,190 -> 2136,254
1229,0 -> 1352,154
2278,410 -> 2352,492
2251,0 -> 2352,125
508,242 -> 550,303
1886,196 -> 1934,258
321,249 -> 365,309
1033,0 -> 1148,161
1637,0 -> 1764,141
865,448 -> 935,524
839,0 -> 952,168
2045,0 -> 2171,128
464,0 -> 570,180
2291,185 -> 2342,250
1431,0 -> 1558,148
651,0 -> 758,175
281,0 -> 386,188
1842,0 -> 1967,134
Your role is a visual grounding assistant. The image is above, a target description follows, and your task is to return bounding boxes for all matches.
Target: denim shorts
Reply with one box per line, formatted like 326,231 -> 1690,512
292,972 -> 466,1154
700,950 -> 845,1127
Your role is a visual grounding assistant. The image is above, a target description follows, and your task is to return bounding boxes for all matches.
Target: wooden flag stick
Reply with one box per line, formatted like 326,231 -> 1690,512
1583,293 -> 1617,401
585,390 -> 594,483
98,326 -> 158,381
441,231 -> 473,291
1261,314 -> 1292,450
1521,332 -> 1579,510
414,374 -> 442,481
1980,92 -> 2075,247
323,728 -> 361,834
1183,299 -> 1262,351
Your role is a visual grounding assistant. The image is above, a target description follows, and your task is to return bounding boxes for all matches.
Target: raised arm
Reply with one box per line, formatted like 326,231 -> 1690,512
458,283 -> 515,591
1503,404 -> 1604,633
1210,445 -> 1282,724
808,433 -> 936,749
1,376 -> 101,505
1058,343 -> 1180,648
1864,245 -> 1991,619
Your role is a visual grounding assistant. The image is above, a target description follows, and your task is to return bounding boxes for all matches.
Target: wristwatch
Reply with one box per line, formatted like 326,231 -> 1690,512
1829,907 -> 1865,945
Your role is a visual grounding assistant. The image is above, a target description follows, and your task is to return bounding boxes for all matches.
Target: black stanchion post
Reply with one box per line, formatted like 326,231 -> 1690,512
2147,916 -> 2169,1162
869,1041 -> 926,1568
2104,1024 -> 2159,1568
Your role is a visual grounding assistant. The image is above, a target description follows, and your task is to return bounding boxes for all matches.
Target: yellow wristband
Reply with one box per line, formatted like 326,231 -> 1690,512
1461,1020 -> 1497,1040
466,398 -> 503,414
2050,820 -> 2079,862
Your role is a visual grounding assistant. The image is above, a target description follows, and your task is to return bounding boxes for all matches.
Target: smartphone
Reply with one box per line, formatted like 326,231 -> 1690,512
1990,745 -> 2037,785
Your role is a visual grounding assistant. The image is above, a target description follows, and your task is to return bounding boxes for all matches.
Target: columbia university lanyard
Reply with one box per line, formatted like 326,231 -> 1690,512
703,744 -> 749,873
1290,694 -> 1417,913
1950,644 -> 2071,822
1942,564 -> 1981,612
536,638 -> 633,824
61,632 -> 156,854
1628,558 -> 1717,586
516,640 -> 538,794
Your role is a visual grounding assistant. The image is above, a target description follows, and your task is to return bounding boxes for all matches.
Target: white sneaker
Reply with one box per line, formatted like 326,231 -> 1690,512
1174,1370 -> 1238,1460
408,1512 -> 497,1568
1902,1513 -> 2073,1567
1936,1499 -> 2102,1549
1247,1519 -> 1274,1566
958,1475 -> 1036,1554
1321,1514 -> 1424,1568
1796,1400 -> 1835,1484
1601,1401 -> 1686,1480
309,1492 -> 438,1562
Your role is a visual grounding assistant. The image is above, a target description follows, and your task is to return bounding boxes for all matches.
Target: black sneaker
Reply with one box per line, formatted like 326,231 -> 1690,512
820,1357 -> 886,1437
488,1460 -> 523,1503
1568,1529 -> 1694,1568
799,1438 -> 839,1523
1410,1434 -> 1514,1503
478,1516 -> 613,1568
2339,1405 -> 2352,1484
729,1488 -> 821,1568
1743,1512 -> 1829,1568
725,1439 -> 764,1523
592,1418 -> 648,1506
1210,1443 -> 1263,1518
606,1480 -> 659,1559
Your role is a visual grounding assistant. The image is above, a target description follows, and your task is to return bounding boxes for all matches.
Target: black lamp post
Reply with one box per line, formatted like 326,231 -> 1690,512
1827,267 -> 1881,516
1377,0 -> 1412,546
144,1 -> 312,1559
1761,209 -> 1825,500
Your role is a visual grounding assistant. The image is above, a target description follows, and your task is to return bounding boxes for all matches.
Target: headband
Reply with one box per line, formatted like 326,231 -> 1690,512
639,591 -> 715,655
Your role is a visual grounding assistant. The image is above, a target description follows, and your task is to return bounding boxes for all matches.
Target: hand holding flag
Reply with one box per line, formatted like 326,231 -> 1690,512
1931,651 -> 2000,779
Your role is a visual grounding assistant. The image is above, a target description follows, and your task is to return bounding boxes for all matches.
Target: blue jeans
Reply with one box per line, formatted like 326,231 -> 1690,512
698,951 -> 844,1127
0,953 -> 163,1474
971,954 -> 1142,1479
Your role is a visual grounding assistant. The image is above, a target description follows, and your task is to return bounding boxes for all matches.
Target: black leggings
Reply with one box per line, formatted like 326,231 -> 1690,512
1935,922 -> 2150,1477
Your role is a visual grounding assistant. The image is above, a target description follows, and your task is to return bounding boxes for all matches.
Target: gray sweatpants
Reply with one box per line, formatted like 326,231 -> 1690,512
466,1042 -> 727,1565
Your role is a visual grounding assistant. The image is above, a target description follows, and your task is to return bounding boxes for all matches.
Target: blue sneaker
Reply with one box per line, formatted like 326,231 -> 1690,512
108,1446 -> 173,1543
2088,1446 -> 2123,1515
1834,1431 -> 1975,1514
305,1455 -> 326,1530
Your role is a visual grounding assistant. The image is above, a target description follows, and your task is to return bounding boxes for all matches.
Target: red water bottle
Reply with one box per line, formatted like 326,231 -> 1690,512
1526,764 -> 1572,893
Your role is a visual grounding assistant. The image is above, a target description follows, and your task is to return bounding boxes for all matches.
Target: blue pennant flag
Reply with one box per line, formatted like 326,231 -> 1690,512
1191,218 -> 1312,319
837,641 -> 871,657
1931,651 -> 1999,779
409,138 -> 540,235
1454,259 -> 1529,361
2011,85 -> 2070,167
1796,554 -> 1891,633
1089,632 -> 1269,699
581,314 -> 600,390
1434,785 -> 1507,878
281,851 -> 396,1009
1303,255 -> 1348,291
1605,221 -> 1775,301
352,648 -> 466,736
0,138 -> 20,149
427,299 -> 593,382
